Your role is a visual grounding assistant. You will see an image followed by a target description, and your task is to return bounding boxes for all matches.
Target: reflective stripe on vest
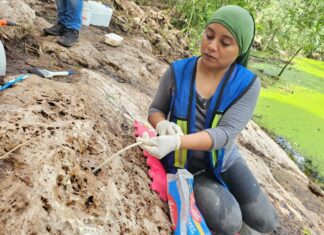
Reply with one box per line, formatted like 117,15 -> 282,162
211,114 -> 222,167
174,119 -> 188,168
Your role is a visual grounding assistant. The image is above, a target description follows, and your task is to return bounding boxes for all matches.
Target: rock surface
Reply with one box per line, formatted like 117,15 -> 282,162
0,0 -> 323,234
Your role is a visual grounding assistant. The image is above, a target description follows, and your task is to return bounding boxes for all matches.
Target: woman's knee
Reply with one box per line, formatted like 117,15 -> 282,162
222,157 -> 278,233
244,210 -> 278,233
241,191 -> 279,233
194,174 -> 242,234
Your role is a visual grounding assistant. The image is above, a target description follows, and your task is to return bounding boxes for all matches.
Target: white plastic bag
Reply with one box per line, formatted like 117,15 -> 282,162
167,169 -> 211,235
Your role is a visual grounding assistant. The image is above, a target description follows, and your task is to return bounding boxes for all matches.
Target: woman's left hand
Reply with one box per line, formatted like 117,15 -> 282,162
156,120 -> 183,136
136,132 -> 181,159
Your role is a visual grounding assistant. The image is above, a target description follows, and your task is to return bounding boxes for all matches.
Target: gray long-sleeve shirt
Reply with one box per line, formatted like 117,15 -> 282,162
149,66 -> 261,172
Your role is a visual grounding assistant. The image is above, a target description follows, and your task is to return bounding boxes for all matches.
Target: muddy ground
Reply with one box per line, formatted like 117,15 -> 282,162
0,0 -> 323,234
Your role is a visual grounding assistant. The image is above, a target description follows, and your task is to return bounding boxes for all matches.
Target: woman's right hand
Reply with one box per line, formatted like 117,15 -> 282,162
136,132 -> 181,159
156,120 -> 183,136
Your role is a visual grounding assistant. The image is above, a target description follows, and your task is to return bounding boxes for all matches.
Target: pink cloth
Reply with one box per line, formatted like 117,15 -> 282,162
134,120 -> 168,202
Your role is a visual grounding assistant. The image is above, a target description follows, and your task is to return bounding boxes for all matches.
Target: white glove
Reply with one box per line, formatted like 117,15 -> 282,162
136,132 -> 181,159
156,120 -> 183,136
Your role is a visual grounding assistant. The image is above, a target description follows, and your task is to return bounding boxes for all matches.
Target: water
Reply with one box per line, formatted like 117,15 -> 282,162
276,136 -> 305,168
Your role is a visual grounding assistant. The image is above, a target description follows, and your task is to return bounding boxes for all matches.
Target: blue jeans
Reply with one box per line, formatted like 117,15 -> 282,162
56,0 -> 83,31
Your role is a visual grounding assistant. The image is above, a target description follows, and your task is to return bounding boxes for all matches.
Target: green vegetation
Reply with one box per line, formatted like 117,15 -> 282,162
250,57 -> 324,181
144,0 -> 324,61
294,58 -> 324,78
249,54 -> 324,93
253,86 -> 324,171
301,229 -> 313,235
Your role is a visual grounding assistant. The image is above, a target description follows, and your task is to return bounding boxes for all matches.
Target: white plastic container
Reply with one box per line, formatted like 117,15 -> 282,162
82,7 -> 92,26
84,1 -> 113,27
0,40 -> 6,76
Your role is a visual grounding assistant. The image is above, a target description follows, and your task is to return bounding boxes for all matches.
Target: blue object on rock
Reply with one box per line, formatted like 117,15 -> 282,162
0,74 -> 31,92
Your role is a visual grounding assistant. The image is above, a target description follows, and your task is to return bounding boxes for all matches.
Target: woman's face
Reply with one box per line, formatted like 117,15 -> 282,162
200,23 -> 240,70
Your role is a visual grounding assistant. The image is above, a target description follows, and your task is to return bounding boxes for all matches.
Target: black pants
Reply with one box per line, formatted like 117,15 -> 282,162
193,157 -> 278,235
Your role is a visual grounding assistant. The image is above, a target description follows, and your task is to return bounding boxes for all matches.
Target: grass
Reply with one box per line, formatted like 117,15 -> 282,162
249,53 -> 324,177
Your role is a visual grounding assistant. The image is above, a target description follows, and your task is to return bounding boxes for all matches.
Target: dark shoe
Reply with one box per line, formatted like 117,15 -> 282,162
57,29 -> 79,47
43,23 -> 66,36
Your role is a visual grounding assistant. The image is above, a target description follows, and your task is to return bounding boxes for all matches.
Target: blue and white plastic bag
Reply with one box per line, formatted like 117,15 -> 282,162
167,169 -> 211,235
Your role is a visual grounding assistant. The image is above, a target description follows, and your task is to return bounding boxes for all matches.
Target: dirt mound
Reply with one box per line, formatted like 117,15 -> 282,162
0,0 -> 323,234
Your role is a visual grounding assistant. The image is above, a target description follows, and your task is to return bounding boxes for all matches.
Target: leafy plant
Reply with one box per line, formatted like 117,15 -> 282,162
162,0 -> 323,64
301,229 -> 312,235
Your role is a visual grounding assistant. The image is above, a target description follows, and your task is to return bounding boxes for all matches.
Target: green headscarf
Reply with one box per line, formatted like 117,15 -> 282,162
205,5 -> 255,67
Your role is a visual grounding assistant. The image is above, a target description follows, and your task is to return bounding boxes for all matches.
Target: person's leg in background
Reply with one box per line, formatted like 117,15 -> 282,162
222,156 -> 279,234
57,0 -> 83,47
62,0 -> 83,31
43,0 -> 68,36
55,0 -> 69,27
194,171 -> 243,235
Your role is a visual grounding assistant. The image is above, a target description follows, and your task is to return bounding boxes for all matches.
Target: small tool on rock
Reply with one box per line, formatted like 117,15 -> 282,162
0,74 -> 31,92
0,19 -> 18,26
28,67 -> 76,78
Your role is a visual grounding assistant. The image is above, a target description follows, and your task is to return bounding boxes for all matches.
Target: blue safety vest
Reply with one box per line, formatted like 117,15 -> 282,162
161,56 -> 256,187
